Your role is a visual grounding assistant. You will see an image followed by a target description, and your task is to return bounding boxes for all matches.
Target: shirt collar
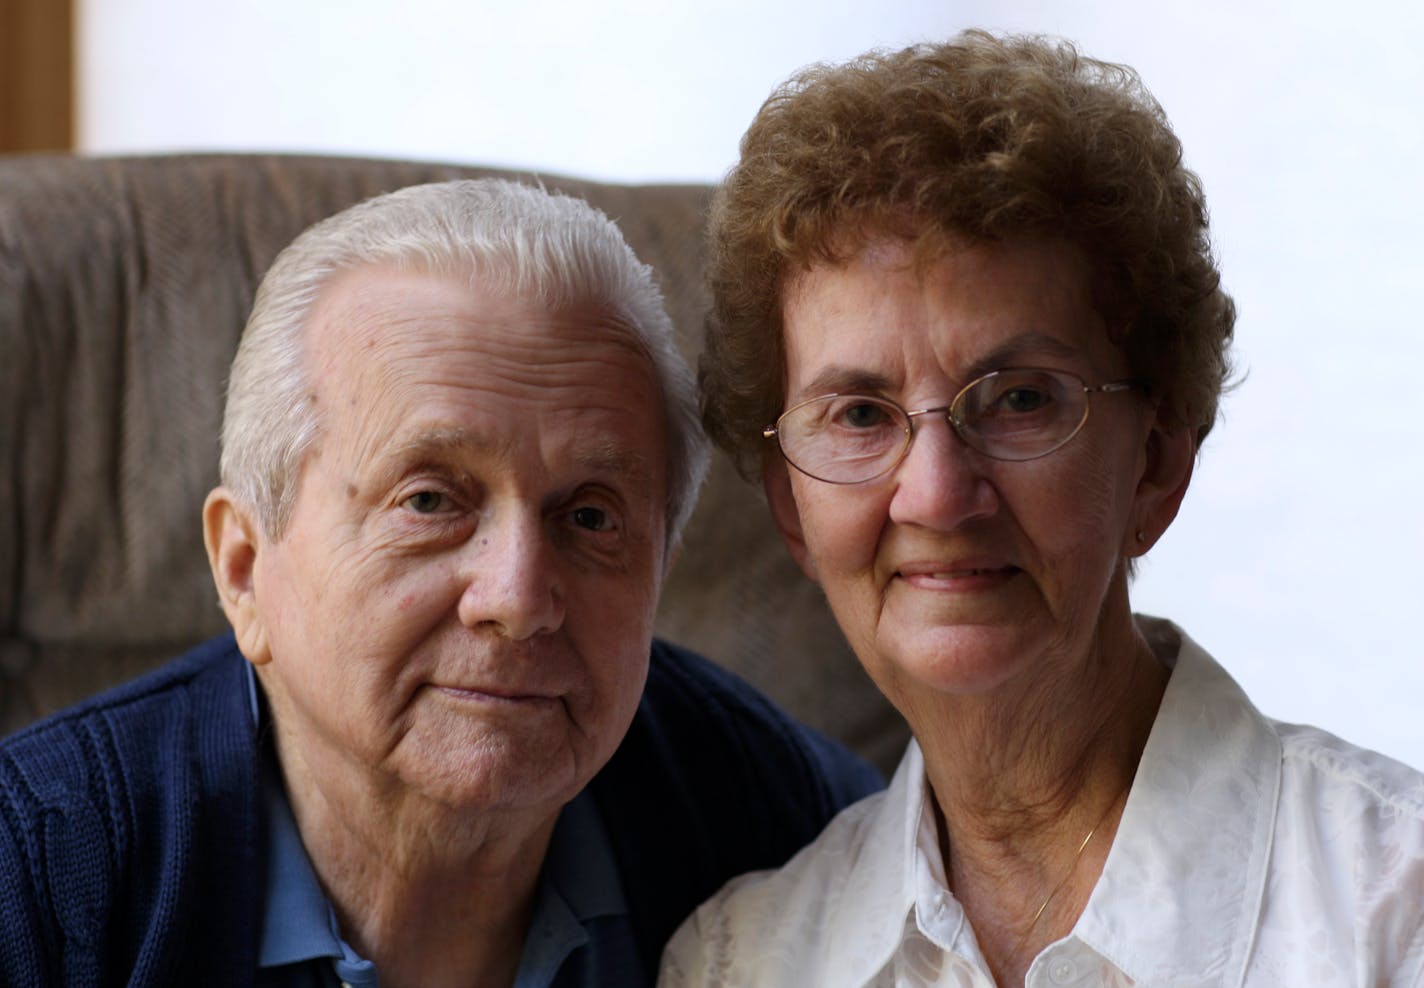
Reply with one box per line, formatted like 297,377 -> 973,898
246,661 -> 340,970
255,739 -> 349,970
813,738 -> 942,983
542,782 -> 628,923
515,790 -> 631,985
1072,617 -> 1282,987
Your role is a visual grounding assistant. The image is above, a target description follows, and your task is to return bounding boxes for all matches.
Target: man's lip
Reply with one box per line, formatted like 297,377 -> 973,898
431,684 -> 559,703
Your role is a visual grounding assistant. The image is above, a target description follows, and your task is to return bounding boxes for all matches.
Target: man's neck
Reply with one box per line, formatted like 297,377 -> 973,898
276,738 -> 562,988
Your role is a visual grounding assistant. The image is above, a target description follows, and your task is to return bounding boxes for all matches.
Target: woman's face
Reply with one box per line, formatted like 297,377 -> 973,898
766,238 -> 1189,710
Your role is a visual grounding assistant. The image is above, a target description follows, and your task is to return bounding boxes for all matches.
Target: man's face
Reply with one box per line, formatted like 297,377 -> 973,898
245,265 -> 668,820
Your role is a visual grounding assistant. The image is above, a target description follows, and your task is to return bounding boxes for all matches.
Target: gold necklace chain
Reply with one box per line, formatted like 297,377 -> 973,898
1013,786 -> 1128,952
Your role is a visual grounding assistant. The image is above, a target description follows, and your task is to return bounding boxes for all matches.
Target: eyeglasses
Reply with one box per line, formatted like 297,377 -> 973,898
764,368 -> 1138,485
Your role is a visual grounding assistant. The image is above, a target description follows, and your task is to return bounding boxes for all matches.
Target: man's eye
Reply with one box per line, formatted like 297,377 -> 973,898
404,491 -> 448,514
571,506 -> 610,531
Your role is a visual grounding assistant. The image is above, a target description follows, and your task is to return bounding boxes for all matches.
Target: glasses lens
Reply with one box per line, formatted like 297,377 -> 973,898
776,394 -> 909,483
955,369 -> 1087,460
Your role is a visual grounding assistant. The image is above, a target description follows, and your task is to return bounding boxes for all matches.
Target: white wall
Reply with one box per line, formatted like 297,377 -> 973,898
80,0 -> 1424,767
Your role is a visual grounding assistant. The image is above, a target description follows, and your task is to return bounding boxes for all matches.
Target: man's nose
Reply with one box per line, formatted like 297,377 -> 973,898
455,508 -> 565,640
887,416 -> 998,531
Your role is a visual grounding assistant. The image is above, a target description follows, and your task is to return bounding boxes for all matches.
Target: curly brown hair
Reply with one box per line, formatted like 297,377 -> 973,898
702,30 -> 1236,477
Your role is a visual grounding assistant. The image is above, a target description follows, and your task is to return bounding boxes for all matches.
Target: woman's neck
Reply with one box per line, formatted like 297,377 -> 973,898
915,627 -> 1163,827
905,607 -> 1170,984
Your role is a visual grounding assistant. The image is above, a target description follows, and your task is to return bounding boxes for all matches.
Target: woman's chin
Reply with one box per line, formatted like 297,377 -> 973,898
867,621 -> 1049,700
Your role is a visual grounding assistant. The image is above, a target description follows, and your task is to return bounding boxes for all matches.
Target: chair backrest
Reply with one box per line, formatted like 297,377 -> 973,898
0,152 -> 907,773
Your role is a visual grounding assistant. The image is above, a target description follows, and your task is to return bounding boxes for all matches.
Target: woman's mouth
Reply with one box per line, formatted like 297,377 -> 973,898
895,563 -> 1019,588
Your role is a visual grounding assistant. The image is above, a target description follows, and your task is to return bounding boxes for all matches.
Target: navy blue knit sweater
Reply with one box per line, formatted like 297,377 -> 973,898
0,635 -> 882,986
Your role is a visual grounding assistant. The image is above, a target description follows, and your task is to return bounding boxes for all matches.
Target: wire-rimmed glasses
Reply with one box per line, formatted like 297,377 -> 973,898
764,368 -> 1138,484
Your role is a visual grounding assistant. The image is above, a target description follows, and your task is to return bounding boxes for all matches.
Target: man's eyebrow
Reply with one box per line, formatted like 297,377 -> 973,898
385,428 -> 652,483
573,438 -> 653,481
386,427 -> 496,462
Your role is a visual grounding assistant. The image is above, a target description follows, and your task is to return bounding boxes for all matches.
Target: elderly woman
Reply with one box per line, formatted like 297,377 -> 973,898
661,31 -> 1424,987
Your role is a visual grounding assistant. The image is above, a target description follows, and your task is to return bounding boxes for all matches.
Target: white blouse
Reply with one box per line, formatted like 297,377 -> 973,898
660,618 -> 1424,987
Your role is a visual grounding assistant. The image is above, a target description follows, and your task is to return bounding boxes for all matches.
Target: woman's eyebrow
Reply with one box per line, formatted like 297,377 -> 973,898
791,366 -> 896,404
789,333 -> 1084,405
961,333 -> 1083,380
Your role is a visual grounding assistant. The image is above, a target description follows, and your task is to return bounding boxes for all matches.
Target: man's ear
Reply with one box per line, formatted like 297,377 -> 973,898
763,457 -> 819,583
660,539 -> 681,581
202,487 -> 272,665
1127,416 -> 1197,556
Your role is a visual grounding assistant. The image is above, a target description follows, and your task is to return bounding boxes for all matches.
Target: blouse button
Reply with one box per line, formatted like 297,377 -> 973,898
1050,958 -> 1078,983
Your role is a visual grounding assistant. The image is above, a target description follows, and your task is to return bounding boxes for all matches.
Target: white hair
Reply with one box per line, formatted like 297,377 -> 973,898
220,178 -> 709,551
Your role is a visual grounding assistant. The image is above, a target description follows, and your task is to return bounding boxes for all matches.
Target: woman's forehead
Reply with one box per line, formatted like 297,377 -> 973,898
778,238 -> 1120,396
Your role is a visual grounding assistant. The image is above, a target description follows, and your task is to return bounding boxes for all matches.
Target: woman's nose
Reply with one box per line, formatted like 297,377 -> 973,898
455,509 -> 565,640
887,416 -> 998,531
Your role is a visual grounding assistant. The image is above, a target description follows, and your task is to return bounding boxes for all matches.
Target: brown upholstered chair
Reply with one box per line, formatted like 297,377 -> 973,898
0,152 -> 908,774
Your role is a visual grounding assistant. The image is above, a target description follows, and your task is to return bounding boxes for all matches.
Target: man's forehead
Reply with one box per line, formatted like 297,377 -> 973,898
304,263 -> 646,364
299,263 -> 665,474
306,264 -> 477,347
387,425 -> 656,477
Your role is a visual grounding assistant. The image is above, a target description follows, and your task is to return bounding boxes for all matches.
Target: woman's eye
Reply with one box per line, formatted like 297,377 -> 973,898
840,401 -> 891,428
571,505 -> 610,531
1000,387 -> 1051,413
404,490 -> 448,514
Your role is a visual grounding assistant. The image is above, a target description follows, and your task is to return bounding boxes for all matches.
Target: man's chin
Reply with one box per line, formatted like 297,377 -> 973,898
394,724 -> 597,818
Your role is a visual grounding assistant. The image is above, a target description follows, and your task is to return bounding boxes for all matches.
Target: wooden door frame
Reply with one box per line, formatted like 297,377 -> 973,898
0,0 -> 75,152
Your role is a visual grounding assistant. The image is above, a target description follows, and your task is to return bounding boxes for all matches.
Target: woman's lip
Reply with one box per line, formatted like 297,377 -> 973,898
895,561 -> 1017,579
893,563 -> 1020,591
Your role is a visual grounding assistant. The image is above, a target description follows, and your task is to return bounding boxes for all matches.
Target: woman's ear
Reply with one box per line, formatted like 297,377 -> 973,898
1128,416 -> 1197,556
763,457 -> 820,583
202,487 -> 272,665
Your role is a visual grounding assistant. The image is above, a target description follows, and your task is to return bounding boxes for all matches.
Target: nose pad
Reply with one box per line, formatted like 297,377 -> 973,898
887,416 -> 997,530
455,513 -> 564,640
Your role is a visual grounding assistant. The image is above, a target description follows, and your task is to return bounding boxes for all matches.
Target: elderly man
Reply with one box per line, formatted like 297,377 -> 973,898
0,179 -> 880,987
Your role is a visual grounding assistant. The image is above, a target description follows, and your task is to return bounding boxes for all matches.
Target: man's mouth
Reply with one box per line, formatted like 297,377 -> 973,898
432,684 -> 558,705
